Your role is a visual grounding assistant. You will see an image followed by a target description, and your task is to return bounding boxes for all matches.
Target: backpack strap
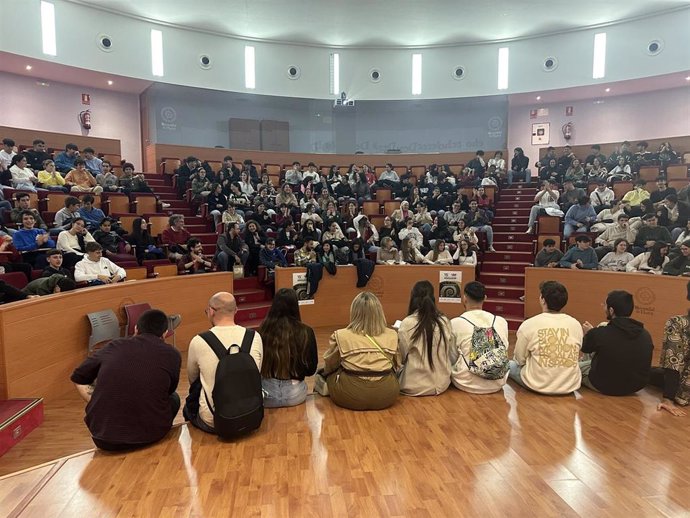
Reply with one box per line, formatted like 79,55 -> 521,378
199,330 -> 229,360
458,315 -> 476,327
239,329 -> 255,355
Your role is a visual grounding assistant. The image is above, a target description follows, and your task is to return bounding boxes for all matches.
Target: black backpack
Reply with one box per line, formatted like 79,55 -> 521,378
199,329 -> 263,438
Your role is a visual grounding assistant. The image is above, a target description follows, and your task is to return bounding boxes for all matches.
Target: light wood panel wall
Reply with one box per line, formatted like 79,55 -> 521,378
538,135 -> 690,161
0,273 -> 233,401
145,143 -> 504,174
524,268 -> 688,348
275,265 -> 475,328
0,126 -> 121,156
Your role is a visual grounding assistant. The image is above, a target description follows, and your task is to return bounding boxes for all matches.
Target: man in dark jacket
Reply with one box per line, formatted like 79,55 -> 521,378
579,290 -> 653,396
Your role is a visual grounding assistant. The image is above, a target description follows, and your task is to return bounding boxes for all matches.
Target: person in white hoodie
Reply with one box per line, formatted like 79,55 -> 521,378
74,242 -> 126,285
509,280 -> 583,394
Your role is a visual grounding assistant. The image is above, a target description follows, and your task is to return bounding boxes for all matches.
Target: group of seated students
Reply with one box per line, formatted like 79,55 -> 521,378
525,144 -> 689,276
69,278 -> 690,451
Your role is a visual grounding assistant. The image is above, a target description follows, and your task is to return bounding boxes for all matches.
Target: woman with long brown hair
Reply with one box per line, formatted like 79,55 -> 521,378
258,288 -> 318,407
397,281 -> 454,396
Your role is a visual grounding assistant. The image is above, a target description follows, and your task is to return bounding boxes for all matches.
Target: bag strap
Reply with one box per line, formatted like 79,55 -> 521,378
239,329 -> 255,355
199,330 -> 229,360
458,315 -> 477,328
365,334 -> 394,367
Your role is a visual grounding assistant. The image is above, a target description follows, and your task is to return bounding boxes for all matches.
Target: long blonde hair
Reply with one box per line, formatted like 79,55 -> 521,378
347,292 -> 387,336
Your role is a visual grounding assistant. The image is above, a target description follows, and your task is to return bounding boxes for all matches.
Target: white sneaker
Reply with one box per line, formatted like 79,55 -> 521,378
525,228 -> 533,234
161,202 -> 171,208
488,246 -> 497,252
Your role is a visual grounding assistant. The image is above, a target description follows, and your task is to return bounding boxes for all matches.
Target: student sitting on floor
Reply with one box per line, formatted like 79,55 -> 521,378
579,290 -> 653,396
397,281 -> 454,396
509,281 -> 583,395
258,288 -> 317,408
321,292 -> 400,410
71,309 -> 182,451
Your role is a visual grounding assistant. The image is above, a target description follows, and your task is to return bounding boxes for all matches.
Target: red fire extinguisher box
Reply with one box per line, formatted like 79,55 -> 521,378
0,398 -> 44,457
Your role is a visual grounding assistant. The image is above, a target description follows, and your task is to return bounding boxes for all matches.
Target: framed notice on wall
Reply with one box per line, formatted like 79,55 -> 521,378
531,122 -> 550,146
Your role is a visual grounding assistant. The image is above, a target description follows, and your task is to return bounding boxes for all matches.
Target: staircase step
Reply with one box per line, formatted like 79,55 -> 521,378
484,284 -> 524,300
235,302 -> 271,323
481,262 -> 530,274
234,276 -> 262,290
495,194 -> 535,202
483,298 -> 524,317
493,223 -> 529,233
493,232 -> 534,243
495,201 -> 535,209
479,272 -> 526,286
506,316 -> 524,331
492,241 -> 534,253
500,208 -> 531,217
493,215 -> 529,224
235,288 -> 269,304
483,250 -> 534,262
240,317 -> 266,330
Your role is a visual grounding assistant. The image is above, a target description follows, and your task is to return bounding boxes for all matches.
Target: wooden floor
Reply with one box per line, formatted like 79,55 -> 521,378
1,327 -> 689,517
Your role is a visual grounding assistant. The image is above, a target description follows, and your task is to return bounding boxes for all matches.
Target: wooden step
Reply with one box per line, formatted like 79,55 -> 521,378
483,298 -> 524,317
492,241 -> 533,253
234,276 -> 262,290
483,250 -> 534,262
481,262 -> 530,274
235,302 -> 271,323
492,223 -> 528,233
478,272 -> 525,286
495,201 -> 535,209
234,288 -> 270,304
493,232 -> 534,243
483,284 -> 524,300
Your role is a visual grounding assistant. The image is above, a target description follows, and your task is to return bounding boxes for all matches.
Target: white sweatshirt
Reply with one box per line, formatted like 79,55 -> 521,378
513,312 -> 583,394
74,256 -> 126,282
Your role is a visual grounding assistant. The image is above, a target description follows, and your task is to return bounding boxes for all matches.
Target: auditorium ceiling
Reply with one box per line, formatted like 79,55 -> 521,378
65,0 -> 690,48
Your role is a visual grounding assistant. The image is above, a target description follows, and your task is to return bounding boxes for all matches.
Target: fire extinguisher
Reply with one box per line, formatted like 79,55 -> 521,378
79,109 -> 92,130
562,121 -> 573,141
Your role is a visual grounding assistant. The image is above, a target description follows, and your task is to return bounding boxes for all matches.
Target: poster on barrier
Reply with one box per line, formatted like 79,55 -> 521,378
439,270 -> 463,303
292,272 -> 314,305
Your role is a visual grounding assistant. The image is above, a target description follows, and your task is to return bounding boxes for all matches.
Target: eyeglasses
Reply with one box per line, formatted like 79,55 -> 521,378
205,306 -> 219,314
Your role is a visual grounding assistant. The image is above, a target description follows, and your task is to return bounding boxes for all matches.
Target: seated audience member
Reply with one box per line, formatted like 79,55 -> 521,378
9,154 -> 43,192
92,217 -> 132,259
95,160 -> 120,192
556,145 -> 575,175
184,292 -> 263,434
591,199 -> 625,233
626,241 -> 670,274
74,242 -> 127,284
352,214 -> 380,253
464,200 -> 495,252
322,221 -> 348,249
13,211 -> 55,267
206,183 -> 227,230
583,144 -> 606,173
424,240 -> 453,265
663,240 -> 690,276
174,156 -> 198,197
622,180 -> 651,217
23,273 -> 76,296
651,282 -> 690,416
54,143 -> 79,174
222,204 -> 246,231
78,194 -> 106,232
243,220 -> 266,276
24,139 -> 51,171
633,214 -> 672,255
401,236 -> 431,264
322,292 -> 400,410
538,158 -> 560,184
599,239 -> 634,271
488,151 -> 506,177
507,147 -> 531,186
190,168 -> 212,204
277,221 -> 298,248
178,238 -> 214,274
563,158 -> 586,187
444,201 -> 466,229
284,161 -> 303,188
587,158 -> 608,181
391,200 -> 413,228
650,177 -> 677,207
525,180 -> 560,234
57,217 -> 96,269
594,214 -> 636,259
82,148 -> 103,176
37,159 -> 68,192
294,238 -> 317,266
259,238 -> 287,276
509,281 -> 583,394
377,163 -> 401,193
579,290 -> 653,395
161,214 -> 191,260
258,288 -> 318,407
11,193 -> 47,230
398,218 -> 424,249
590,180 -> 615,213
126,217 -> 165,264
53,196 -> 82,234
608,156 -> 632,183
560,180 -> 586,213
0,137 -> 16,172
453,239 -> 477,265
42,248 -> 73,278
376,236 -> 401,264
450,281 -> 510,393
465,150 -> 486,179
658,194 -> 688,240
215,222 -> 248,272
378,216 -> 397,244
534,238 -> 563,268
560,235 -> 599,270
535,146 -> 556,170
71,309 -> 181,451
555,195 -> 586,232
65,159 -> 103,194
398,281 -> 454,396
347,238 -> 367,264
276,183 -> 299,211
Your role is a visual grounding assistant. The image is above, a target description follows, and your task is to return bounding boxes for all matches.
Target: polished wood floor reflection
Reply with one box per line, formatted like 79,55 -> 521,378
1,328 -> 689,517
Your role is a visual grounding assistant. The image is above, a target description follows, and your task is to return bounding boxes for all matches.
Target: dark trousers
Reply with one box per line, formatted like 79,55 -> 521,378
92,392 -> 181,451
182,379 -> 216,434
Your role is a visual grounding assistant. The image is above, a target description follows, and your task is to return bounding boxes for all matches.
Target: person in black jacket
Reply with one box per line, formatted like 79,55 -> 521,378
579,290 -> 653,395
507,147 -> 531,186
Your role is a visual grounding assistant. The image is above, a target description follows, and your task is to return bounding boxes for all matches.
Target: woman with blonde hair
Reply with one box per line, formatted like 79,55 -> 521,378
398,281 -> 454,396
322,292 -> 400,410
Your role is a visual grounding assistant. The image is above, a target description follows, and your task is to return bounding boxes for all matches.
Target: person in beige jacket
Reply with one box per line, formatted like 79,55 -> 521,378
397,281 -> 454,396
323,292 -> 400,410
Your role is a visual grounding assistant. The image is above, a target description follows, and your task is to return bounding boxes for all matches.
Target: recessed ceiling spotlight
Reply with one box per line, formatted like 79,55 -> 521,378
605,88 -> 611,92
107,80 -> 113,85
536,96 -> 541,100
686,76 -> 690,81
25,65 -> 32,70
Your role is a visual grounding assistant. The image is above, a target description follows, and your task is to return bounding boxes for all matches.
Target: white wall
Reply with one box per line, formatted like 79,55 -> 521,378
507,86 -> 690,163
0,72 -> 142,167
2,0 -> 688,100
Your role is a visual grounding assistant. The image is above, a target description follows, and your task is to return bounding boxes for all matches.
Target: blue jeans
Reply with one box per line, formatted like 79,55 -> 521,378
508,360 -> 528,388
262,378 -> 308,408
